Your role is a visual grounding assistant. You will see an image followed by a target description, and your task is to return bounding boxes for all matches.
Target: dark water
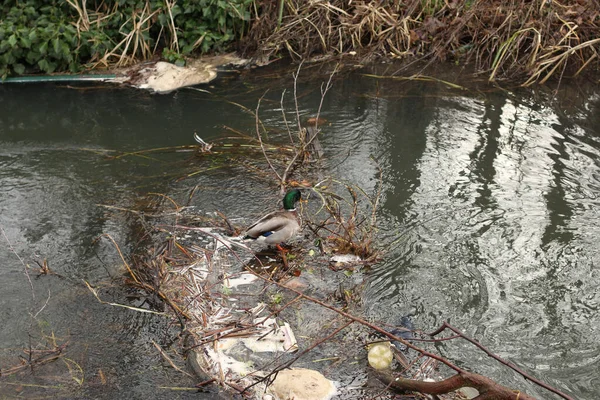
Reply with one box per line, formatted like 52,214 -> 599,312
1,66 -> 599,399
0,84 -> 234,399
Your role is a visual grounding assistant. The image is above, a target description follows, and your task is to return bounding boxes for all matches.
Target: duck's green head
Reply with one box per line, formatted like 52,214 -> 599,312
283,188 -> 302,210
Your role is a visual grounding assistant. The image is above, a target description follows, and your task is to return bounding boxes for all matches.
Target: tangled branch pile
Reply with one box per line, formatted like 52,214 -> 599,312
96,70 -> 575,399
243,0 -> 600,84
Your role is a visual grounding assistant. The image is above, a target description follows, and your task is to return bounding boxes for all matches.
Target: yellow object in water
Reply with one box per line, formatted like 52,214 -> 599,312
367,341 -> 393,370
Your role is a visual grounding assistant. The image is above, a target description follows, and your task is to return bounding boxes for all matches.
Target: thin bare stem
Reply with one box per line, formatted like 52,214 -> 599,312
313,63 -> 338,131
370,157 -> 383,230
1,225 -> 35,300
255,91 -> 283,183
292,60 -> 305,136
280,64 -> 337,186
246,268 -> 465,374
429,322 -> 573,400
280,89 -> 295,145
152,340 -> 193,378
97,233 -> 140,284
32,289 -> 52,319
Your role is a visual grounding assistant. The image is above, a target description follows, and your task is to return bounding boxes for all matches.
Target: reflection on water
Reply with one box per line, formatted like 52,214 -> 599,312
1,67 -> 599,399
322,76 -> 600,399
0,84 -> 232,399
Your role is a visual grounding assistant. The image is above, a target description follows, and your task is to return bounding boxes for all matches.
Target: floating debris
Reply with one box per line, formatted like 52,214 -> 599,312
216,317 -> 297,354
167,226 -> 304,396
125,61 -> 217,93
330,254 -> 362,267
266,368 -> 337,400
367,341 -> 393,370
193,133 -> 214,152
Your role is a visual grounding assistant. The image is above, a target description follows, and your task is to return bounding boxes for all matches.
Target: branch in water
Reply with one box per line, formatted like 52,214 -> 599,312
374,369 -> 537,400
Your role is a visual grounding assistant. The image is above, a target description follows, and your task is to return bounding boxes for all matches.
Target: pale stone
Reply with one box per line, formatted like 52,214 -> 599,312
458,387 -> 480,399
268,368 -> 337,400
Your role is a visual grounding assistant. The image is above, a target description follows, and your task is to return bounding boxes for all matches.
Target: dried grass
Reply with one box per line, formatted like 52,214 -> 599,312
244,0 -> 600,85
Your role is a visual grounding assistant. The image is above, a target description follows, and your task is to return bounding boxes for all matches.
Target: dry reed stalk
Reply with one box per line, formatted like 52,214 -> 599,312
525,37 -> 600,85
245,0 -> 600,84
165,0 -> 180,53
66,0 -> 90,32
91,1 -> 159,68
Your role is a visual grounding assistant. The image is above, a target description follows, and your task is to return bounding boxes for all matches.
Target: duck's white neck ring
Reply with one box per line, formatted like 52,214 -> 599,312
286,208 -> 297,212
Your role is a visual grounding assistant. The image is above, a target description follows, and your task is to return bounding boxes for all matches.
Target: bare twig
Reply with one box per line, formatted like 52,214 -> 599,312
280,64 -> 338,186
280,89 -> 295,146
292,60 -> 305,136
255,91 -> 284,184
83,280 -> 168,316
247,267 -> 464,374
429,322 -> 573,400
32,289 -> 52,319
0,341 -> 68,377
245,269 -> 568,400
1,225 -> 35,300
312,63 -> 338,132
96,233 -> 140,284
152,340 -> 194,378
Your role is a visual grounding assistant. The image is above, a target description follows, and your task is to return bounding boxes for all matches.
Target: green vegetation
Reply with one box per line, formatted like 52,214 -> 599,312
0,0 -> 252,78
1,0 -> 599,84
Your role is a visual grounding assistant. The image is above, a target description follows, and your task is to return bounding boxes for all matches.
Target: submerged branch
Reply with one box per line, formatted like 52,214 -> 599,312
0,341 -> 68,377
247,267 -> 464,374
375,369 -> 537,400
429,322 -> 574,400
244,268 -> 569,400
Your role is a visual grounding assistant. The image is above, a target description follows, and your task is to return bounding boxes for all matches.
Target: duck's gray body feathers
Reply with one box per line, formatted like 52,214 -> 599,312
244,210 -> 300,245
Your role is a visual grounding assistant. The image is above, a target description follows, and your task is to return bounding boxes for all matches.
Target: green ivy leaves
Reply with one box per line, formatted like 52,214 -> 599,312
0,0 -> 253,79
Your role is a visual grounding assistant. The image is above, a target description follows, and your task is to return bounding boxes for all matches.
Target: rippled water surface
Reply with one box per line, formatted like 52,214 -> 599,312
1,66 -> 599,399
323,75 -> 600,399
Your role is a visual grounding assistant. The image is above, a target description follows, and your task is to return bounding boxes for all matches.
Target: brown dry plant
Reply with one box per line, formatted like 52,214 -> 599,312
243,0 -> 600,85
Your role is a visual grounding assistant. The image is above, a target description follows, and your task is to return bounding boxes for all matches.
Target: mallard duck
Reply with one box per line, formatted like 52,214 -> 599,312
244,189 -> 302,248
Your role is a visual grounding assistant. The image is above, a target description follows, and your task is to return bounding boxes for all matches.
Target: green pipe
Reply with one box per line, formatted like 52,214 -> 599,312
1,74 -> 117,83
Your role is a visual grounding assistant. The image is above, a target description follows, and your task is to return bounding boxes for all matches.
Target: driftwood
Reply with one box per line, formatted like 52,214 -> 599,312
375,369 -> 536,400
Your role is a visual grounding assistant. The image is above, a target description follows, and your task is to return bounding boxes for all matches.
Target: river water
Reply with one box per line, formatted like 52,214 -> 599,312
1,65 -> 598,399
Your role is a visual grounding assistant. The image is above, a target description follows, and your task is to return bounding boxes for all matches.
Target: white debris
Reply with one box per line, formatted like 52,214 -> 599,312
222,272 -> 257,288
216,317 -> 297,354
330,254 -> 361,265
267,368 -> 337,400
203,346 -> 253,377
130,61 -> 217,93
